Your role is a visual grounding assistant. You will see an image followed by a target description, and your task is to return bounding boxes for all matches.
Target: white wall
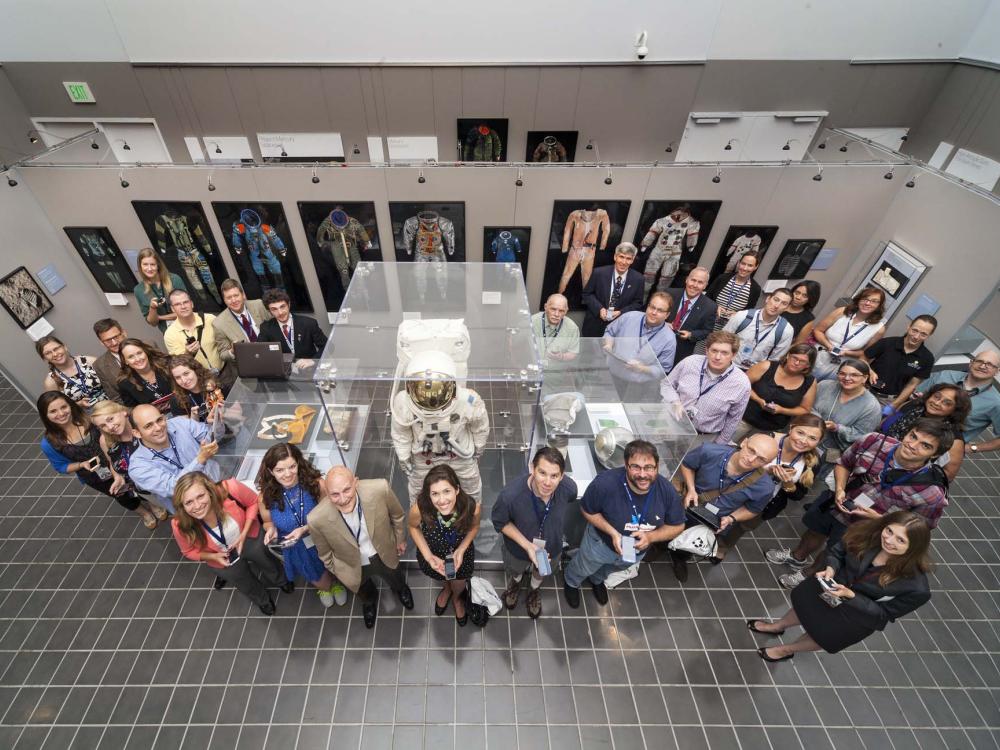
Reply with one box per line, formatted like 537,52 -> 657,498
961,0 -> 1000,63
0,0 -> 992,63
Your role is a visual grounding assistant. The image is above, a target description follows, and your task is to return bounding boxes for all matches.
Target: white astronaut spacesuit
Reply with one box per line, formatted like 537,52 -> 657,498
723,232 -> 762,274
390,351 -> 490,503
640,209 -> 700,297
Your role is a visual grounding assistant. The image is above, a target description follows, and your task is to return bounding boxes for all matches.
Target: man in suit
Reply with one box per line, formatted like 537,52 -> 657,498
211,279 -> 272,371
581,242 -> 644,337
258,289 -> 328,366
92,318 -> 129,403
665,266 -> 717,361
309,466 -> 414,629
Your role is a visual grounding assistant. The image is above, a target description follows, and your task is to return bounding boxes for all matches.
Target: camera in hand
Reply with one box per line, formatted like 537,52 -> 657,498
818,577 -> 836,592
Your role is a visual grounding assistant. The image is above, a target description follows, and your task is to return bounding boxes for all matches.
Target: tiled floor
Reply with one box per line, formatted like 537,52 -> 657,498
1,374 -> 998,749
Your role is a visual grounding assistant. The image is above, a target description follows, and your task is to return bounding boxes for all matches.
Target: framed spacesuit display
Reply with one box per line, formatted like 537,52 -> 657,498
768,239 -> 826,280
456,118 -> 508,162
211,202 -> 311,311
630,200 -> 722,298
525,131 -> 578,163
389,202 -> 466,263
483,227 -> 530,275
131,201 -> 229,313
63,227 -> 137,294
298,201 -> 381,311
708,225 -> 779,280
539,200 -> 631,310
0,266 -> 53,329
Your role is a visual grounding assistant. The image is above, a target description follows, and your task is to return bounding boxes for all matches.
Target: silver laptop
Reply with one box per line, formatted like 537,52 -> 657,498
234,342 -> 292,379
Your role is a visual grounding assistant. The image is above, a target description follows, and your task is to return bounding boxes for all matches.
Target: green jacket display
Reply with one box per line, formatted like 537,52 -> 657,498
463,125 -> 502,162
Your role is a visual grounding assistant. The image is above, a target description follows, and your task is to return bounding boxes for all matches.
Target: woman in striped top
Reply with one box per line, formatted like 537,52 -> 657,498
702,254 -> 763,351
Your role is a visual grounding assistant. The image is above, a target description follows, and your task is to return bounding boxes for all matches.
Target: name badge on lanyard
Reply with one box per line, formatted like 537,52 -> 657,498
622,481 -> 656,532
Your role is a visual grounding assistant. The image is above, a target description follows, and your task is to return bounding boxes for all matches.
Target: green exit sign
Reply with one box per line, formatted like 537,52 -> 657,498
63,81 -> 96,104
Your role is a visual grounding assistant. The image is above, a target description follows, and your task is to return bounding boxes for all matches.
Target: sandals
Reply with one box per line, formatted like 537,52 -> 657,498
434,589 -> 453,616
757,647 -> 793,662
746,619 -> 785,636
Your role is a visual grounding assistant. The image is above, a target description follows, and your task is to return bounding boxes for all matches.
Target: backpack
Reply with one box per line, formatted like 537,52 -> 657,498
734,311 -> 788,359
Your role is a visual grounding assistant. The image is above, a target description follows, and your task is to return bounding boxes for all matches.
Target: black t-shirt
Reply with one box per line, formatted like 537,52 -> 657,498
864,337 -> 934,397
782,309 -> 815,339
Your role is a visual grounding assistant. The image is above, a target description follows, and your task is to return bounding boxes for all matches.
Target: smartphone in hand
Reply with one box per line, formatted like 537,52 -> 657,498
620,535 -> 637,563
444,555 -> 457,580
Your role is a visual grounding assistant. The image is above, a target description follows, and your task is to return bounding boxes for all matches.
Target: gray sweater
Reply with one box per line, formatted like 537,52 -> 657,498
812,381 -> 882,453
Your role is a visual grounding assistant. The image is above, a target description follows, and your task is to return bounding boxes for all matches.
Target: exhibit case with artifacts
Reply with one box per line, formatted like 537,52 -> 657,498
313,261 -> 542,560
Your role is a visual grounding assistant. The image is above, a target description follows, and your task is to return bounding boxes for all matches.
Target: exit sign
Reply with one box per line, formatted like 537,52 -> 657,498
63,81 -> 96,104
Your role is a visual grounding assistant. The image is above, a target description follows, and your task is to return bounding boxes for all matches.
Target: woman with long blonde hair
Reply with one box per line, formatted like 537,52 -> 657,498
133,247 -> 187,332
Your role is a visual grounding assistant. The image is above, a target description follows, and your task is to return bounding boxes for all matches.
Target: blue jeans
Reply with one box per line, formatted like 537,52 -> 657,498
564,525 -> 643,588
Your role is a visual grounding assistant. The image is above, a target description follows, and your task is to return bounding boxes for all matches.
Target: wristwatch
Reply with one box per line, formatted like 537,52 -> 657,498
970,444 -> 979,453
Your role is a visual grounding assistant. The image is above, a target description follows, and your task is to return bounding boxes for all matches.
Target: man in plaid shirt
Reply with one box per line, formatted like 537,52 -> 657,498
767,418 -> 953,588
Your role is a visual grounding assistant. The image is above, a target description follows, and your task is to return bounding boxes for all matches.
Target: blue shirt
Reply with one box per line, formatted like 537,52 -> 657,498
681,443 -> 775,515
129,417 -> 222,508
491,473 -> 578,561
920,369 -> 1000,441
604,311 -> 677,380
580,466 -> 684,550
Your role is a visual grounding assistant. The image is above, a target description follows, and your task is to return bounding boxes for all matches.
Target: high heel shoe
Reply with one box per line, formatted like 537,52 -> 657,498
434,589 -> 453,616
454,589 -> 469,627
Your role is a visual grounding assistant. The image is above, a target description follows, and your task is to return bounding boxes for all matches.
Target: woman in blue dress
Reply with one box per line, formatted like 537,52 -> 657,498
257,443 -> 346,607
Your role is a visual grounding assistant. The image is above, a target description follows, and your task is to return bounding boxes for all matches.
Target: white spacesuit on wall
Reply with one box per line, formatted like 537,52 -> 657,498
390,350 -> 490,503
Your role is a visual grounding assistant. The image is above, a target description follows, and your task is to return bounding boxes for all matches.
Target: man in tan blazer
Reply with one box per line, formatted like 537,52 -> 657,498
92,318 -> 129,403
211,278 -> 272,368
309,466 -> 414,628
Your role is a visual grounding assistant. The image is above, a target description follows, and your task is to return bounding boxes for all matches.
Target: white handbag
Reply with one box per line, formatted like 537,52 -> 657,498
469,576 -> 502,616
667,525 -> 718,558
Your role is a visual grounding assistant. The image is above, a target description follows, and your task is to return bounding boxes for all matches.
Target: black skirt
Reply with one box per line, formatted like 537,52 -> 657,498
791,575 -> 876,653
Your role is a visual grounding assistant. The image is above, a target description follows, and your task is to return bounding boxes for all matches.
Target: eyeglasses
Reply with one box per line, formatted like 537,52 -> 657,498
971,359 -> 999,370
648,306 -> 671,315
100,333 -> 124,344
626,463 -> 658,473
838,372 -> 864,380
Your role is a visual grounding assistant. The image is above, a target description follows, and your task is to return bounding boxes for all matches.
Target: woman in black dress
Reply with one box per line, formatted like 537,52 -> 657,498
407,464 -> 481,626
748,511 -> 931,661
117,338 -> 182,414
732,344 -> 817,442
786,280 -> 822,343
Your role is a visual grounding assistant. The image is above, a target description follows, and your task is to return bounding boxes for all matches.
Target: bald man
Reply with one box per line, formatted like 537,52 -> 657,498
307,467 -> 413,629
530,293 -> 580,363
669,433 -> 778,581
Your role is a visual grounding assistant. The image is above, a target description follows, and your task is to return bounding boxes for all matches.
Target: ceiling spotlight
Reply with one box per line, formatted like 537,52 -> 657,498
352,144 -> 361,155
905,175 -> 917,188
664,142 -> 674,153
27,131 -> 39,144
515,169 -> 523,187
119,171 -> 129,189
900,134 -> 908,142
634,30 -> 649,60
585,140 -> 594,150
817,138 -> 828,150
311,166 -> 320,184
279,144 -> 288,157
839,144 -> 848,153
207,175 -> 216,192
122,140 -> 131,151
812,166 -> 824,182
6,171 -> 16,187
215,144 -> 222,154
712,167 -> 722,184
417,170 -> 426,184
90,139 -> 99,150
884,168 -> 894,180
782,141 -> 791,151
724,139 -> 735,151
604,168 -> 613,186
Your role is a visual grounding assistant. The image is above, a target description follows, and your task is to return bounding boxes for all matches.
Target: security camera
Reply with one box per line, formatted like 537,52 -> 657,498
635,31 -> 649,60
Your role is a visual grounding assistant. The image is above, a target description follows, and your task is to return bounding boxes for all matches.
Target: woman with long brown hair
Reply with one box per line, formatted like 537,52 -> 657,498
749,511 -> 932,661
880,383 -> 971,481
407,464 -> 481,626
172,471 -> 288,615
116,338 -> 181,414
811,286 -> 887,381
168,354 -> 224,422
257,443 -> 345,608
37,391 -> 150,528
133,247 -> 187,332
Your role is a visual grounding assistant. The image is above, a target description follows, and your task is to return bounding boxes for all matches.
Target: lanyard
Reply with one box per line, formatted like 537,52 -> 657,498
879,446 -> 929,491
201,517 -> 228,550
777,436 -> 803,469
280,319 -> 294,350
839,316 -> 869,349
622,480 -> 654,526
149,436 -> 183,470
437,514 -> 459,550
752,312 -> 777,347
528,479 -> 553,538
719,451 -> 755,492
639,317 -> 665,342
231,308 -> 255,331
283,486 -> 307,527
724,278 -> 749,310
542,318 -> 563,339
55,359 -> 97,398
339,497 -> 364,545
141,374 -> 166,397
697,360 -> 733,398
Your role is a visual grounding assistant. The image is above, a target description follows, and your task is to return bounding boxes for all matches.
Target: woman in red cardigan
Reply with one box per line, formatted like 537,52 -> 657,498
172,472 -> 291,615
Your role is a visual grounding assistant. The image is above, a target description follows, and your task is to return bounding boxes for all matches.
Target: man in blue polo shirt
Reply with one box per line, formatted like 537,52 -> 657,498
915,351 -> 1000,455
563,439 -> 685,609
491,446 -> 577,619
670,433 -> 778,582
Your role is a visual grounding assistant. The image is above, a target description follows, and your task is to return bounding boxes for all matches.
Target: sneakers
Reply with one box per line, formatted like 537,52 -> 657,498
330,583 -> 348,606
503,576 -> 523,610
317,588 -> 335,608
778,570 -> 806,589
765,547 -> 809,568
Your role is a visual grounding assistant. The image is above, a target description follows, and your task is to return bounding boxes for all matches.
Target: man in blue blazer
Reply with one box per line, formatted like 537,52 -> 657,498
581,243 -> 644,337
665,266 -> 717,361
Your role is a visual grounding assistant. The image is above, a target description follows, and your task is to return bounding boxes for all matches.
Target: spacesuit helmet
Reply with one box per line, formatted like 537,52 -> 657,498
403,350 -> 457,411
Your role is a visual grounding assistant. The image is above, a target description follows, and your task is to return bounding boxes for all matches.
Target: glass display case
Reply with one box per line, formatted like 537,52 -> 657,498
314,261 -> 543,559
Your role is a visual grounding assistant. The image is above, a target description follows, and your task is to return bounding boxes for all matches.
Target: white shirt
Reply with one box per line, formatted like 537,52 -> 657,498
207,515 -> 241,551
340,501 -> 377,565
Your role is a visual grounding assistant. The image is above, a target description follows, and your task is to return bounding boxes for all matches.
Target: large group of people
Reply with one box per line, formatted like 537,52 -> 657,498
31,248 -> 999,663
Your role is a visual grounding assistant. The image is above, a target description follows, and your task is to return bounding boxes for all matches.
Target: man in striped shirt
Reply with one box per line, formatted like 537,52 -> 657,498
660,331 -> 750,444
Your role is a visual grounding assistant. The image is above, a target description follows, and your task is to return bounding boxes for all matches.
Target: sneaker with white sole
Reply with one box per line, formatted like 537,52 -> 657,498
330,583 -> 348,606
317,589 -> 335,608
765,547 -> 810,568
778,570 -> 806,589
